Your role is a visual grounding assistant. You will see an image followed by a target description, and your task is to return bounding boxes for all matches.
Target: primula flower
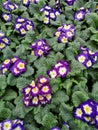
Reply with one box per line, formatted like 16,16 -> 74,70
65,0 -> 76,6
48,60 -> 69,78
63,122 -> 70,129
30,39 -> 50,57
2,1 -> 18,12
0,31 -> 11,50
14,17 -> 34,36
54,24 -> 75,44
50,126 -> 60,130
22,76 -> 52,107
74,7 -> 86,21
76,46 -> 98,68
2,13 -> 12,22
0,57 -> 27,76
40,4 -> 60,25
74,99 -> 98,128
0,119 -> 24,130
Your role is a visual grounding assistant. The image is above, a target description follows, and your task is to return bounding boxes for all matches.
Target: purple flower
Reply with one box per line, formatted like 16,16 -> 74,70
1,119 -> 13,130
22,85 -> 31,96
74,10 -> 86,21
30,39 -> 50,57
48,68 -> 58,78
63,122 -> 70,129
0,31 -> 11,50
3,1 -> 18,12
13,124 -> 24,130
31,96 -> 39,107
74,107 -> 84,120
31,86 -> 40,96
14,17 -> 34,36
65,0 -> 76,6
22,0 -> 30,7
38,76 -> 49,85
2,13 -> 12,22
76,46 -> 98,68
50,126 -> 60,130
58,65 -> 69,78
41,85 -> 52,94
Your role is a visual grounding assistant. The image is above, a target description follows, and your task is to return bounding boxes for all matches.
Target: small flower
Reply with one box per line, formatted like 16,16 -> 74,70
22,85 -> 31,96
2,119 -> 13,130
31,96 -> 39,107
43,16 -> 50,25
2,13 -> 12,22
13,124 -> 24,130
74,107 -> 84,120
0,41 -> 6,50
38,76 -> 49,85
58,65 -> 69,77
45,94 -> 52,103
31,86 -> 40,96
83,116 -> 92,123
65,0 -> 76,6
76,53 -> 87,64
3,2 -> 18,12
63,122 -> 70,129
50,126 -> 60,130
48,68 -> 58,78
41,85 -> 52,94
22,0 -> 30,7
74,10 -> 86,21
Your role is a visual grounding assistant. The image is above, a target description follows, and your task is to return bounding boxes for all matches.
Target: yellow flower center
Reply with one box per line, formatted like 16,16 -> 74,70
17,63 -> 25,69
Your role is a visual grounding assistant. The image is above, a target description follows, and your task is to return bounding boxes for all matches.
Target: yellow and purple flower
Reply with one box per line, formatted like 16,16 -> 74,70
76,46 -> 98,68
65,0 -> 76,6
54,24 -> 75,44
40,4 -> 60,25
2,13 -> 12,22
30,39 -> 50,57
50,126 -> 60,130
22,76 -> 52,107
2,1 -> 18,12
0,119 -> 24,130
74,7 -> 86,21
0,31 -> 11,50
14,17 -> 34,36
48,60 -> 69,78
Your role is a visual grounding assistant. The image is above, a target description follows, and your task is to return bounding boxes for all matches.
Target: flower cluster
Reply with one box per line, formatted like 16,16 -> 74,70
14,17 -> 34,36
30,39 -> 50,57
48,60 -> 69,78
2,1 -> 18,22
40,5 -> 60,25
0,57 -> 26,76
74,99 -> 98,128
0,119 -> 24,130
2,1 -> 18,12
74,7 -> 86,21
65,0 -> 76,6
54,24 -> 76,44
76,46 -> 98,68
50,122 -> 70,130
0,31 -> 11,50
22,76 -> 52,107
22,0 -> 40,7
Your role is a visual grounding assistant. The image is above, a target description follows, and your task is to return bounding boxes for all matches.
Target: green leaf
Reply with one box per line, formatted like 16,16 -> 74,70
70,60 -> 85,76
2,47 -> 13,59
92,82 -> 98,101
25,124 -> 39,130
72,91 -> 89,107
16,77 -> 31,91
0,74 -> 7,90
90,34 -> 98,42
49,78 -> 61,93
53,44 -> 65,52
27,55 -> 37,64
7,73 -> 17,86
0,108 -> 12,120
22,65 -> 34,77
60,103 -> 74,121
52,90 -> 69,105
2,89 -> 17,101
13,96 -> 33,118
42,112 -> 58,129
62,79 -> 73,96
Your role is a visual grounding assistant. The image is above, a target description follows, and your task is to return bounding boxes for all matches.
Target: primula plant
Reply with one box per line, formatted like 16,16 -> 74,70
0,0 -> 98,130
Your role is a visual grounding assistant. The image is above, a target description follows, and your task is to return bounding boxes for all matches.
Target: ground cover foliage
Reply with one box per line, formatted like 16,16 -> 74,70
0,0 -> 98,130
